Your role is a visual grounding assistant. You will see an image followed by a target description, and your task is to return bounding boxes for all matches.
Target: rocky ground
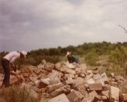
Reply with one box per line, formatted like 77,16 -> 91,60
0,59 -> 127,102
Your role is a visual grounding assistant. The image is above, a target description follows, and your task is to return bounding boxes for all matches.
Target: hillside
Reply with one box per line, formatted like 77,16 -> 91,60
0,42 -> 127,101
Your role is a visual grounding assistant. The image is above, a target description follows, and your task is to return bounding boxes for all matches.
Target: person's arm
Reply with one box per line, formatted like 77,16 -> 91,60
10,56 -> 19,72
10,63 -> 17,72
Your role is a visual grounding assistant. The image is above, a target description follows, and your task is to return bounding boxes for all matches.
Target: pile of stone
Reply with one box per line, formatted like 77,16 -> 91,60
0,59 -> 127,102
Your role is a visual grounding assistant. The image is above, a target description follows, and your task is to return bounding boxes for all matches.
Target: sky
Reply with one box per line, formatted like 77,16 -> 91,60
0,0 -> 127,52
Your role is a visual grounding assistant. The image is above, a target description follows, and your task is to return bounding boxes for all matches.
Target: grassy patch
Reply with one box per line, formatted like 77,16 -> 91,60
0,85 -> 39,102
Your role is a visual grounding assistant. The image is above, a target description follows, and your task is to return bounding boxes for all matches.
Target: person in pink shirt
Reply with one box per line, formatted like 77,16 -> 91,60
1,51 -> 27,87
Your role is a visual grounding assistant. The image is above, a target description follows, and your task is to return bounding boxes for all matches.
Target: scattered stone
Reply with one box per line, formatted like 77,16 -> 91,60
121,93 -> 127,101
37,78 -> 50,88
44,62 -> 54,72
102,90 -> 110,99
88,91 -> 101,101
109,86 -> 120,101
86,78 -> 95,84
0,59 -> 126,102
48,94 -> 70,102
47,70 -> 61,85
46,82 -> 64,93
67,90 -> 84,102
88,83 -> 103,91
114,75 -> 125,83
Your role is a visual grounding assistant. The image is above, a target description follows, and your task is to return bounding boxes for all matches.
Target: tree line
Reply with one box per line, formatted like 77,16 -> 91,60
0,41 -> 127,67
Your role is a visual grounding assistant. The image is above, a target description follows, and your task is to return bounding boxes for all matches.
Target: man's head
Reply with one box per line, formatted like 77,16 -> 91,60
66,51 -> 71,56
20,51 -> 27,58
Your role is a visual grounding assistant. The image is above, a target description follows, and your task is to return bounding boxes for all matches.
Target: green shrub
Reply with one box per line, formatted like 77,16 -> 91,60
108,47 -> 127,76
85,50 -> 99,66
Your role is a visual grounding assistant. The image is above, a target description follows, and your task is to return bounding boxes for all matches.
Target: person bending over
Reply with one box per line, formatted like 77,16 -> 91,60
1,51 -> 27,87
66,51 -> 80,64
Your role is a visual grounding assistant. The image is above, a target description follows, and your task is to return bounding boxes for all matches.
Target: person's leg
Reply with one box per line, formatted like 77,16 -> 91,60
2,59 -> 10,87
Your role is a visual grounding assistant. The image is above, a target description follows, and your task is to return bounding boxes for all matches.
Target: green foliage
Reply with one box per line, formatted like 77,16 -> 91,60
107,45 -> 127,76
85,49 -> 99,66
1,42 -> 127,72
109,46 -> 127,68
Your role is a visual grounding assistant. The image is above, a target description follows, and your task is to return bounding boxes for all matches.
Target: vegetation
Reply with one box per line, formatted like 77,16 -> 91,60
0,85 -> 39,102
1,41 -> 127,101
85,49 -> 99,66
1,41 -> 127,76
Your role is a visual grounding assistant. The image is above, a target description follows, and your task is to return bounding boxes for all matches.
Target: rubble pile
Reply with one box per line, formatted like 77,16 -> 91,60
0,59 -> 127,102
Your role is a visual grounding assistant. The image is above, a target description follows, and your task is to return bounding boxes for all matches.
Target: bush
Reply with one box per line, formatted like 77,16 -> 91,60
85,50 -> 99,66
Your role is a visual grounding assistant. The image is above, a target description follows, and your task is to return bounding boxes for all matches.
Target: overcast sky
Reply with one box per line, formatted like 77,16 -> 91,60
0,0 -> 127,52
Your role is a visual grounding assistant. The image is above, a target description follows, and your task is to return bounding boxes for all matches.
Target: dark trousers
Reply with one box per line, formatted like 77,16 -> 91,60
1,59 -> 10,87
